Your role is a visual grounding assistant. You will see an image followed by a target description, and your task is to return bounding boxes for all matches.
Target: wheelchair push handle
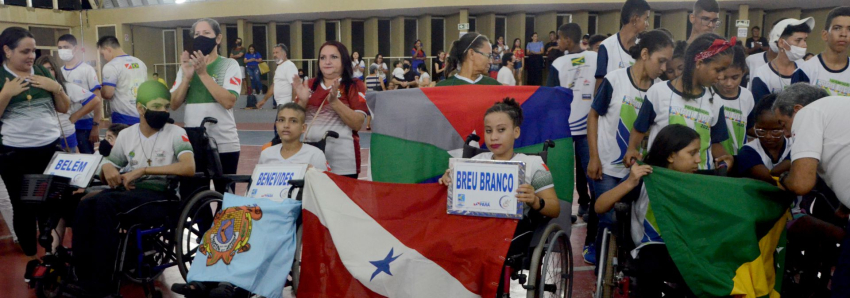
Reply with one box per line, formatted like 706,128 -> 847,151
465,134 -> 481,145
288,179 -> 306,201
201,117 -> 219,127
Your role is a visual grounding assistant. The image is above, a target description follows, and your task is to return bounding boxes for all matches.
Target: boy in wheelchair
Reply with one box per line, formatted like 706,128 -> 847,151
259,102 -> 329,171
438,98 -> 561,295
71,81 -> 195,297
594,124 -> 704,297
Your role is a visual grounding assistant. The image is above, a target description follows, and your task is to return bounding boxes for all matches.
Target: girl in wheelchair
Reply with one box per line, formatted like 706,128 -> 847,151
594,124 -> 701,297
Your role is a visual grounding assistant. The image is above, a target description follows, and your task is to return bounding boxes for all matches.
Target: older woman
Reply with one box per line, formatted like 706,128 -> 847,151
293,41 -> 368,179
170,18 -> 241,186
437,32 -> 500,86
0,27 -> 70,260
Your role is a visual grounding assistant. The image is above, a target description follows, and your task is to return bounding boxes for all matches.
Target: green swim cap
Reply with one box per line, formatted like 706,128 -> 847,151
136,80 -> 171,106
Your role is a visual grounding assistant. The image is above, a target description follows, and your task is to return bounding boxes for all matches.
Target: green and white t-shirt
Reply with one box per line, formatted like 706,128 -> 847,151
105,123 -> 193,191
712,86 -> 755,156
634,82 -> 729,170
1,64 -> 61,148
791,54 -> 850,96
102,55 -> 148,119
171,56 -> 242,153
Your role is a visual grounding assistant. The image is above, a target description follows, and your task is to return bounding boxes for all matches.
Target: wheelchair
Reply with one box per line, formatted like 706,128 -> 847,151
462,134 -> 573,298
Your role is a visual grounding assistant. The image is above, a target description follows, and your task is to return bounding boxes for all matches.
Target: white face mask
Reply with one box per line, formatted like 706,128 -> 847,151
58,49 -> 74,62
782,41 -> 807,61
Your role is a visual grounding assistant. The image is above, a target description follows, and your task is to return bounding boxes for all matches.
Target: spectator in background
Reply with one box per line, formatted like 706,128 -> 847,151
371,54 -> 388,83
438,32 -> 501,86
38,55 -> 102,154
153,73 -> 167,87
257,43 -> 298,108
687,0 -> 721,44
497,52 -> 517,86
746,26 -> 770,55
417,64 -> 431,87
526,32 -> 545,85
512,38 -> 525,85
489,44 -> 502,78
581,34 -> 591,51
411,39 -> 426,75
433,50 -> 447,81
389,60 -> 406,89
546,31 -> 564,70
245,44 -> 263,96
365,65 -> 385,91
351,51 -> 365,80
595,0 -> 651,93
545,31 -> 559,57
298,68 -> 307,81
57,33 -> 102,154
229,37 -> 246,93
588,34 -> 606,52
98,35 -> 148,125
402,60 -> 419,88
495,36 -> 509,57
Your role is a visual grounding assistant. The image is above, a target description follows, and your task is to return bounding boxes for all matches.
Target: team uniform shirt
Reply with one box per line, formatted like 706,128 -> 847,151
595,33 -> 635,79
634,82 -> 729,170
591,68 -> 655,178
750,62 -> 796,103
259,143 -> 329,171
273,60 -> 299,105
790,96 -> 850,208
629,181 -> 663,255
791,54 -> 850,96
172,56 -> 242,153
304,79 -> 369,176
104,123 -> 193,191
471,152 -> 554,216
745,52 -> 769,88
61,61 -> 101,130
497,66 -> 516,86
58,82 -> 96,138
736,138 -> 792,174
712,87 -> 756,156
102,55 -> 148,124
549,51 -> 598,136
0,64 -> 61,148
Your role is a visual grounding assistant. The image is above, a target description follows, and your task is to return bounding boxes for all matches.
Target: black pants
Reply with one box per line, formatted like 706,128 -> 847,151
72,189 -> 178,296
0,141 -> 59,256
216,151 -> 240,191
526,55 -> 544,85
635,245 -> 695,298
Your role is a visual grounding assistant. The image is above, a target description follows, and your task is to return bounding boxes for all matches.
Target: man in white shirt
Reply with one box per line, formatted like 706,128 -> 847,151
257,43 -> 298,108
57,34 -> 102,153
98,36 -> 148,125
773,83 -> 850,297
496,53 -> 517,86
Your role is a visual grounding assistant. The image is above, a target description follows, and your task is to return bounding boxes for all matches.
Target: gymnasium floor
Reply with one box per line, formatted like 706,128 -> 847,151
0,96 -> 598,298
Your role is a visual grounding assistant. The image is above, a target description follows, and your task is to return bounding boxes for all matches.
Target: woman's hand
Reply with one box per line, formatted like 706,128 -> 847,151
626,164 -> 652,187
326,79 -> 341,103
516,184 -> 539,209
587,155 -> 603,180
180,51 -> 195,79
715,154 -> 734,170
28,75 -> 62,94
292,74 -> 311,103
438,169 -> 452,186
623,148 -> 642,168
121,168 -> 145,190
0,77 -> 29,98
190,50 -> 208,76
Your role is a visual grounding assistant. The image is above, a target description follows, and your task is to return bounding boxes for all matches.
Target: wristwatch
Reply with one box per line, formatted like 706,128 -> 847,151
778,172 -> 790,189
535,197 -> 545,211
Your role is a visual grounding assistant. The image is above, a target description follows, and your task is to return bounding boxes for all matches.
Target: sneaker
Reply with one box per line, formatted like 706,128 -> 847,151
583,245 -> 596,265
24,259 -> 40,282
578,203 -> 589,218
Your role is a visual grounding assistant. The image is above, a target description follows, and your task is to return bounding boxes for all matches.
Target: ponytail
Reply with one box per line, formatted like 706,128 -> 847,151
445,32 -> 490,77
627,29 -> 673,60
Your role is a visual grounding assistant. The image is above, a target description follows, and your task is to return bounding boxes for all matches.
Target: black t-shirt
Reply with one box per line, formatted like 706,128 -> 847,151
746,37 -> 769,53
433,60 -> 445,79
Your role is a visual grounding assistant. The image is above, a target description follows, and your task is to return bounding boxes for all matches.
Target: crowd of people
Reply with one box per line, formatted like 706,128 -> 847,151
0,0 -> 849,296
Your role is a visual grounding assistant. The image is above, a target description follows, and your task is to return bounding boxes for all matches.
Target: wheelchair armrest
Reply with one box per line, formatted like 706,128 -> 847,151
220,174 -> 252,184
542,139 -> 555,152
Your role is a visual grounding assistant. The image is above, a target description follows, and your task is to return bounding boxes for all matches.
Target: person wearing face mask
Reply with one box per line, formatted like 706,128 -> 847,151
170,18 -> 242,192
750,17 -> 814,103
792,7 -> 850,96
57,34 -> 103,154
71,80 -> 195,297
98,123 -> 129,158
257,43 -> 298,108
98,36 -> 147,125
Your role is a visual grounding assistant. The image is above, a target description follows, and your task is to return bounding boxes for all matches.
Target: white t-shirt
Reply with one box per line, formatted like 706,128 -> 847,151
61,61 -> 100,128
789,96 -> 850,207
792,54 -> 850,96
171,56 -> 242,153
551,51 -> 598,136
392,67 -> 405,81
102,55 -> 148,118
712,87 -> 755,155
273,60 -> 299,106
352,60 -> 366,78
259,143 -> 329,171
497,66 -> 516,86
595,33 -> 635,79
59,82 -> 96,137
750,62 -> 796,102
591,68 -> 653,178
104,123 -> 193,191
634,82 -> 728,170
745,52 -> 769,88
470,153 -> 554,194
418,72 -> 431,86
371,62 -> 388,80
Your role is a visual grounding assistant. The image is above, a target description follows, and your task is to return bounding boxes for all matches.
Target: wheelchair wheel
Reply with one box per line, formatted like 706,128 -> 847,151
175,190 -> 224,280
601,232 -> 617,298
527,223 -> 572,298
290,224 -> 303,295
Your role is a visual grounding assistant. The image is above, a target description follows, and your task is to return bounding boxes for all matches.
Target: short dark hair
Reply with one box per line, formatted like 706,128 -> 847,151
278,102 -> 307,123
153,72 -> 159,76
485,97 -> 524,127
501,52 -> 514,66
57,34 -> 77,46
694,0 -> 719,14
549,31 -> 556,35
108,123 -> 129,136
752,26 -> 761,31
825,6 -> 850,31
558,23 -> 583,45
644,124 -> 701,168
620,0 -> 652,27
97,36 -> 121,49
781,23 -> 812,39
753,93 -> 778,123
588,35 -> 607,47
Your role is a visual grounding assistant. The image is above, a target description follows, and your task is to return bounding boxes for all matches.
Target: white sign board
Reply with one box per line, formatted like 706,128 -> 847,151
44,152 -> 103,188
447,158 -> 525,219
247,164 -> 309,201
738,27 -> 749,39
458,23 -> 470,31
735,20 -> 750,28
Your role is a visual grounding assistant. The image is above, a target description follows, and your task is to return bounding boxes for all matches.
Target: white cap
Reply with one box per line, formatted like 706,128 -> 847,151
769,17 -> 815,53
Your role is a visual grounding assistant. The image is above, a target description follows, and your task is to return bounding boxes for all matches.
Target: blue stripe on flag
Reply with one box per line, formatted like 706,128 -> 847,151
514,87 -> 573,148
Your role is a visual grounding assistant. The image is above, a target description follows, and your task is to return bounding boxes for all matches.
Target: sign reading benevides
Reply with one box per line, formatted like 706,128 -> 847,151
44,152 -> 103,188
448,158 -> 525,219
248,164 -> 308,201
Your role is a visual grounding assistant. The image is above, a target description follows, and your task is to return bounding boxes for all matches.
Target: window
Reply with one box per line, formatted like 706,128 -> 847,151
252,25 -> 268,59
495,16 -> 507,42
226,26 -> 239,55
378,19 -> 391,57
469,17 -> 477,32
29,26 -> 70,48
431,18 -> 445,55
303,23 -> 315,59
654,14 -> 662,30
404,18 -> 418,53
276,24 -> 291,50
557,14 -> 572,29
588,14 -> 598,35
326,21 -> 339,41
352,21 -> 365,56
526,15 -> 536,43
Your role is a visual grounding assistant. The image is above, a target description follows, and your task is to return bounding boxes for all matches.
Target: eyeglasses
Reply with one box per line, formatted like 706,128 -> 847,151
700,17 -> 722,27
754,128 -> 784,138
472,49 -> 492,57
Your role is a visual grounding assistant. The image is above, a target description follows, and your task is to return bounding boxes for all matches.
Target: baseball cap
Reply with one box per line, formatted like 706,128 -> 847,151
769,17 -> 815,53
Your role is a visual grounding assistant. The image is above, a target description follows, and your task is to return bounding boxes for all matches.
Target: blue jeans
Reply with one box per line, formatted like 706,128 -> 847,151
593,173 -> 626,267
574,135 -> 595,203
247,66 -> 262,93
832,223 -> 850,297
76,129 -> 94,154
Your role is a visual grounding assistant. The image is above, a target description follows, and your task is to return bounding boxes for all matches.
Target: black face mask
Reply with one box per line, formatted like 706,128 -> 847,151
98,139 -> 112,157
193,36 -> 218,56
144,110 -> 170,130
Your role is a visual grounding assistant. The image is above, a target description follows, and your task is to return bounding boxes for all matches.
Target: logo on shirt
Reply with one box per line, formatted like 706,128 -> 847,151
230,77 -> 241,86
124,63 -> 140,70
670,105 -> 712,126
182,135 -> 190,142
571,57 -> 586,66
723,106 -> 745,124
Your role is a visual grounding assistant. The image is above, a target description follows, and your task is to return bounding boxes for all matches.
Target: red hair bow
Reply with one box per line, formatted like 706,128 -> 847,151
694,36 -> 736,62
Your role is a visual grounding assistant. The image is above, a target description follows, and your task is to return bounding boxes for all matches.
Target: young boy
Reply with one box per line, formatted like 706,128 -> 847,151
594,0 -> 651,92
750,17 -> 814,101
687,0 -> 721,44
735,94 -> 791,184
791,7 -> 850,96
259,102 -> 329,171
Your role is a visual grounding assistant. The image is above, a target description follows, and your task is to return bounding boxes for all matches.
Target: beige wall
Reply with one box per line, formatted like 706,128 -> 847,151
534,12 -> 557,39
364,18 -> 379,58
445,13 -> 461,48
571,11 -> 590,33
661,10 -> 689,41
764,9 -> 802,38
477,13 -> 496,41
130,25 -> 163,79
391,16 -> 405,57
340,19 -> 353,52
506,12 -> 526,49
418,15 -> 432,59
314,19 -> 326,58
597,10 -> 621,36
802,8 -> 832,56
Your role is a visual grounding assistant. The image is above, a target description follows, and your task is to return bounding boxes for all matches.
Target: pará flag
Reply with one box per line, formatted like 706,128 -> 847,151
643,166 -> 792,297
366,85 -> 575,202
299,169 -> 518,297
187,193 -> 301,298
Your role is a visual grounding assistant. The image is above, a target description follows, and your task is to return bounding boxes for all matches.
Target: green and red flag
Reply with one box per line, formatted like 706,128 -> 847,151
643,166 -> 792,297
366,85 -> 575,202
